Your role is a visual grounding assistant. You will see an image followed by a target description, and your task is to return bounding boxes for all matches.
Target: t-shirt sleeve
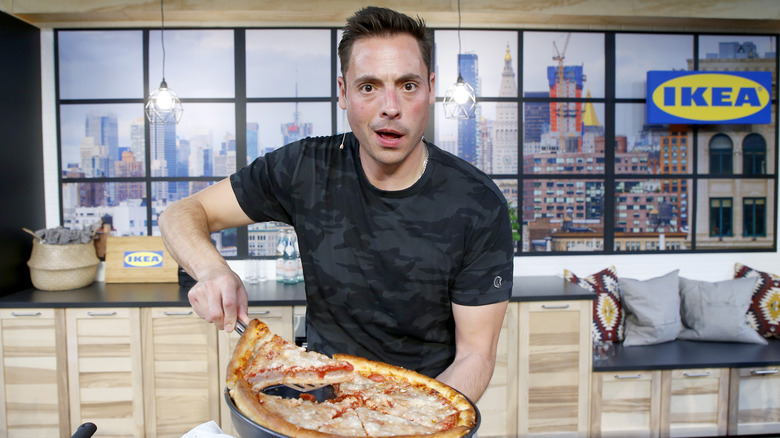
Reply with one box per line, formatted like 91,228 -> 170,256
230,144 -> 297,225
449,193 -> 514,306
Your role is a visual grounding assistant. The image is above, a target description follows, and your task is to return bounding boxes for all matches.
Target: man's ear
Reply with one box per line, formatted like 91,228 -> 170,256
428,72 -> 436,105
338,76 -> 347,110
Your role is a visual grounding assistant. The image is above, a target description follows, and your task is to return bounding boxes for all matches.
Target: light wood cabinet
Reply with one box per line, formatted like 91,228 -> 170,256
141,307 -> 220,438
0,308 -> 69,438
660,368 -> 729,437
590,370 -> 662,438
728,366 -> 780,435
517,300 -> 592,437
217,306 -> 294,435
66,307 -> 145,438
476,302 -> 518,437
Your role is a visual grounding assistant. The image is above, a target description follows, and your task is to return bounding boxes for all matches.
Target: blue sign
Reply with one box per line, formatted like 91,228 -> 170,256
646,71 -> 772,124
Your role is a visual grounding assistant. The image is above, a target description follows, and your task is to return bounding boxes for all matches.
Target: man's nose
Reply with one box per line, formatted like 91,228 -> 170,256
381,89 -> 400,118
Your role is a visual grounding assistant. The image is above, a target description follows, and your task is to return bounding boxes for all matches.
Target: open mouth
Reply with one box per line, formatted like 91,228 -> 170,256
376,130 -> 403,140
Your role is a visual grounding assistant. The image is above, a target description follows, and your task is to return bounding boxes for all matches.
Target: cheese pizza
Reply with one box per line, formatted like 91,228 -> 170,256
226,319 -> 478,437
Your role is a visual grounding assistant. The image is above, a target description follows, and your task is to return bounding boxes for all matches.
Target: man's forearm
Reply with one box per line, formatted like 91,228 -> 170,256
436,352 -> 495,402
159,198 -> 229,280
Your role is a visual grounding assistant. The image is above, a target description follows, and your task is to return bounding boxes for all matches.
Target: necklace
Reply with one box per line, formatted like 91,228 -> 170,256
418,145 -> 429,181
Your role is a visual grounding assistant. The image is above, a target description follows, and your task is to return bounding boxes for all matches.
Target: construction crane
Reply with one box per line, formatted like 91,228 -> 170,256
552,33 -> 571,152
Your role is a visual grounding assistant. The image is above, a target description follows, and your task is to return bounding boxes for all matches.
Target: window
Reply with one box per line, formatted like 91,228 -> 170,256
709,134 -> 734,175
743,198 -> 766,238
710,198 -> 733,237
55,28 -> 778,258
743,133 -> 767,175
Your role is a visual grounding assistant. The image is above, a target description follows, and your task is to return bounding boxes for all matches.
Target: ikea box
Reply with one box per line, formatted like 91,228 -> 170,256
105,236 -> 178,283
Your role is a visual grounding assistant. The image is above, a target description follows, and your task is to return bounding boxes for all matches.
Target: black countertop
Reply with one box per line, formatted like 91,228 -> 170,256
0,275 -> 592,308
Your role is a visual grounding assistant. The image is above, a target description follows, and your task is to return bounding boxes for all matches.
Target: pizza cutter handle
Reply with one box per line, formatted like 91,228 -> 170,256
235,319 -> 246,335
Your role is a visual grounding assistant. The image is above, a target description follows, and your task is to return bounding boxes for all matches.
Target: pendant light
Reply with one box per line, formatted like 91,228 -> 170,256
443,0 -> 476,119
145,0 -> 182,125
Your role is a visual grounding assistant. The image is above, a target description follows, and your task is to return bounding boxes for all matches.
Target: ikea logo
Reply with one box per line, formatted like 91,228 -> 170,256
123,251 -> 164,268
647,71 -> 772,124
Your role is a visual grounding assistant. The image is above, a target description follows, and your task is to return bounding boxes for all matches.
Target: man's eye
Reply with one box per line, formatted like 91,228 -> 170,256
360,84 -> 374,92
403,83 -> 418,91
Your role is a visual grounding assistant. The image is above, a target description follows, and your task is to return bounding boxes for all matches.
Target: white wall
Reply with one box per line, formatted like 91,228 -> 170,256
39,29 -> 780,285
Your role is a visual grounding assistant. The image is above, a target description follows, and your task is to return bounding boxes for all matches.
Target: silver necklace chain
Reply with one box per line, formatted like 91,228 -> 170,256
418,145 -> 429,181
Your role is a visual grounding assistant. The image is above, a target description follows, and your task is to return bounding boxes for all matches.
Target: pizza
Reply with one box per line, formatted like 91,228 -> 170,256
226,319 -> 478,437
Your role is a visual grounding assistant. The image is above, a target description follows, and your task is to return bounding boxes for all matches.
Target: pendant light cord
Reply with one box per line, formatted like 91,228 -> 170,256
160,0 -> 166,82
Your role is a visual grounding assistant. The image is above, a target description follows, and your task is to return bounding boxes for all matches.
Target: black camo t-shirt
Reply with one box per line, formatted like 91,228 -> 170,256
231,133 -> 513,377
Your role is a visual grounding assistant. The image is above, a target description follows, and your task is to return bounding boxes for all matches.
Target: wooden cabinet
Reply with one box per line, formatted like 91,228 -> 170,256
476,302 -> 518,437
660,368 -> 729,437
141,308 -> 220,438
217,306 -> 293,435
590,370 -> 662,437
517,300 -> 592,437
592,367 -> 729,438
65,308 -> 144,438
0,308 -> 69,438
728,366 -> 780,435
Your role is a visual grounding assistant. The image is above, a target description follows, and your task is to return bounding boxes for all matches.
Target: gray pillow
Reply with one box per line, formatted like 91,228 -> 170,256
678,277 -> 767,344
620,270 -> 682,346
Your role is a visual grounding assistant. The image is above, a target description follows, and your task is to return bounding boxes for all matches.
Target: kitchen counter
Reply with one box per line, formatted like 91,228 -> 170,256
0,275 -> 592,308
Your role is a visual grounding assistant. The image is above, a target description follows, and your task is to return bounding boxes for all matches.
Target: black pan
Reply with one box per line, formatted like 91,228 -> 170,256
224,387 -> 481,438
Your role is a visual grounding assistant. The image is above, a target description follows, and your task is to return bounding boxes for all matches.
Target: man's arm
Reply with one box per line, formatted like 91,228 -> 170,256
159,178 -> 254,332
436,300 -> 509,402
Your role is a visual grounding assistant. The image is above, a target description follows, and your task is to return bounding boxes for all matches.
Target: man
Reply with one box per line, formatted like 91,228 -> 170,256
159,6 -> 513,402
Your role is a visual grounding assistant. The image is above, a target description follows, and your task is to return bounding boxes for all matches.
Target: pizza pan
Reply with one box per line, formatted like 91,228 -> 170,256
224,387 -> 481,438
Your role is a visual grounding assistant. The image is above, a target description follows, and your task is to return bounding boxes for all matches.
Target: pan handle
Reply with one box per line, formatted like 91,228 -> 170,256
71,422 -> 97,438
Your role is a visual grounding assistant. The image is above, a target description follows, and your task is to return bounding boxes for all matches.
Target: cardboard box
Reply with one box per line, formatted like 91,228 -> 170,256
105,236 -> 178,283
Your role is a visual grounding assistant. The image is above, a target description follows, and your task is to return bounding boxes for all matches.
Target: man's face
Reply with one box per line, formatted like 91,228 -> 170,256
338,34 -> 435,170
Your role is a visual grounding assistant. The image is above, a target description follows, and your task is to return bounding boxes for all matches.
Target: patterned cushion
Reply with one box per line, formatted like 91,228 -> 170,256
565,266 -> 625,342
734,263 -> 780,339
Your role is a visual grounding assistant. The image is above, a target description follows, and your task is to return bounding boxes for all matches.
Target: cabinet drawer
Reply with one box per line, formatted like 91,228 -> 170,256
661,368 -> 728,437
729,366 -> 780,435
591,370 -> 662,438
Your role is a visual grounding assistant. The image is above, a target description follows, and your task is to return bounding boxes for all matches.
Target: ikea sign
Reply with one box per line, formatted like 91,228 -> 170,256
123,251 -> 164,268
646,71 -> 772,124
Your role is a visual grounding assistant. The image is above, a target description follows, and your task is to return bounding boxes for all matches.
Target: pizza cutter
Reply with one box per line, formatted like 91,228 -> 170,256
233,319 -> 336,402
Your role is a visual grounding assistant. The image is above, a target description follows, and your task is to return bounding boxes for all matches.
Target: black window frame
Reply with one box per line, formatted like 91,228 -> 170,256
53,27 -> 779,259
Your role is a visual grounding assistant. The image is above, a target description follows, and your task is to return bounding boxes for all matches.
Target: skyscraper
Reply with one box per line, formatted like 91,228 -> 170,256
149,119 -> 177,202
85,111 -> 118,174
493,45 -> 518,175
458,53 -> 479,166
282,102 -> 313,145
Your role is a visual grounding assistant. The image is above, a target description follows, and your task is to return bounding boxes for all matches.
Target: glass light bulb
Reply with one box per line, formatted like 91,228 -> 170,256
155,89 -> 174,110
453,84 -> 471,105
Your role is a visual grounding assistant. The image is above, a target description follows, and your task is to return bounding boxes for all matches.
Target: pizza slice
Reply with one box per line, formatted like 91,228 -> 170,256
227,319 -> 355,392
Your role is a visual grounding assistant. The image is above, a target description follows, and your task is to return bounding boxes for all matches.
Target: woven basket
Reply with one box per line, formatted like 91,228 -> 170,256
27,239 -> 100,291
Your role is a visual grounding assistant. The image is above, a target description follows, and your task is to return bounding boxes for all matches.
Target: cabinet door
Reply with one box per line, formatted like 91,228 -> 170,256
660,368 -> 728,437
590,370 -> 662,438
518,300 -> 591,436
0,309 -> 69,438
476,302 -> 518,437
141,308 -> 220,438
66,308 -> 144,438
728,366 -> 780,435
217,306 -> 293,435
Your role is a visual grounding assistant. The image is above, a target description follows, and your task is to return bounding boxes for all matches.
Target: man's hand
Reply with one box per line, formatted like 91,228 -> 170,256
187,265 -> 249,332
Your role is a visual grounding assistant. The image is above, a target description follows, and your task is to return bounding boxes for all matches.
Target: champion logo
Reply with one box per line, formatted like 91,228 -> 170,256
493,276 -> 502,289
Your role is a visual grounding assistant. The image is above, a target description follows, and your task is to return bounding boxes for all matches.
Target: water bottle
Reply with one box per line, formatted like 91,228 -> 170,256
294,236 -> 304,283
275,232 -> 287,282
282,231 -> 297,284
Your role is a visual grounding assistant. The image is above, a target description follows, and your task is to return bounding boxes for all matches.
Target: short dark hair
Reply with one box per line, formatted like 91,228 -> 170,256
338,7 -> 433,77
